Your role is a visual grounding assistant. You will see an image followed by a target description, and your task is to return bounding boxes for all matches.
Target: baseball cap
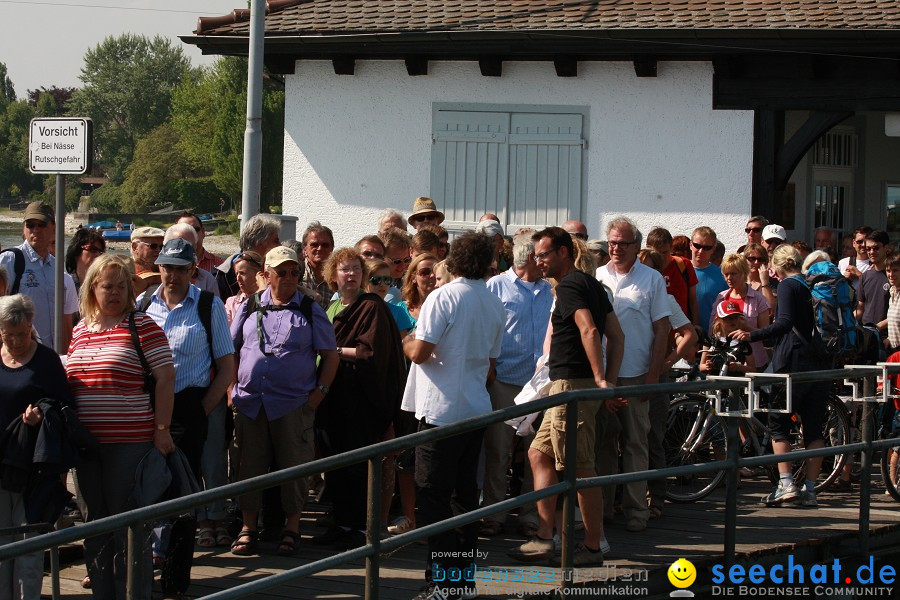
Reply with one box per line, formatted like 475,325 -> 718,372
762,224 -> 786,242
717,299 -> 744,319
265,246 -> 299,269
131,226 -> 165,241
24,202 -> 54,223
155,238 -> 196,266
475,219 -> 504,238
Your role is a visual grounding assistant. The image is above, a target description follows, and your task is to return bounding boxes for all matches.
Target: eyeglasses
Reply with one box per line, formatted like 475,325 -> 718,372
745,227 -> 763,234
692,241 -> 714,251
417,267 -> 434,277
368,275 -> 393,286
411,214 -> 436,223
389,256 -> 412,265
361,250 -> 384,260
533,247 -> 559,262
865,245 -> 881,254
160,264 -> 192,273
746,256 -> 764,263
272,268 -> 300,277
855,239 -> 867,245
338,265 -> 362,274
81,245 -> 105,255
137,241 -> 163,251
24,221 -> 48,230
608,240 -> 636,248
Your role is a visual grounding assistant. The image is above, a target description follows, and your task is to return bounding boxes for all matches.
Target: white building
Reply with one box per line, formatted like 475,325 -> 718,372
184,0 -> 900,250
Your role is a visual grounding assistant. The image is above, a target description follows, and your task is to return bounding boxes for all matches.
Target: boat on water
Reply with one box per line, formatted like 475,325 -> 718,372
101,229 -> 132,241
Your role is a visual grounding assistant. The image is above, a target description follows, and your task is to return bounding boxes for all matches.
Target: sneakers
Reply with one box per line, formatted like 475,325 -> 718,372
508,536 -> 554,562
625,518 -> 647,532
412,582 -> 476,600
763,481 -> 801,506
549,542 -> 605,567
796,490 -> 818,508
387,516 -> 414,535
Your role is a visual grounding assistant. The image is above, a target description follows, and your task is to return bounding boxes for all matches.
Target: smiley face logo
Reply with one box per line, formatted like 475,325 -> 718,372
668,558 -> 696,589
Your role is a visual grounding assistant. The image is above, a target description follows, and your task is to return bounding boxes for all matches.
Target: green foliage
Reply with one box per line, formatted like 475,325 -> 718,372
28,87 -> 74,116
268,205 -> 282,214
68,34 -> 194,183
64,186 -> 81,211
171,56 -> 284,211
0,98 -> 41,197
0,63 -> 15,105
87,182 -> 122,212
172,177 -> 225,213
148,219 -> 166,230
215,218 -> 240,236
119,123 -> 192,212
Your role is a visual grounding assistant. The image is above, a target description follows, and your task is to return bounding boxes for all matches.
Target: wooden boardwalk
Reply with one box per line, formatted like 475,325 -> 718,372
43,479 -> 900,599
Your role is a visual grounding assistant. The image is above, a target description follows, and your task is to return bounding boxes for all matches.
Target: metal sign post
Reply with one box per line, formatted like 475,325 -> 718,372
28,117 -> 92,354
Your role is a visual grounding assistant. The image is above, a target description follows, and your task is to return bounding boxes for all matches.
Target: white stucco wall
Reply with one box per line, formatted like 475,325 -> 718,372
282,60 -> 754,250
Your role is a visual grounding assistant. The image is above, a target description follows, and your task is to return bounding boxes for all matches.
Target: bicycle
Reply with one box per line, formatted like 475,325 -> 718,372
664,340 -> 850,503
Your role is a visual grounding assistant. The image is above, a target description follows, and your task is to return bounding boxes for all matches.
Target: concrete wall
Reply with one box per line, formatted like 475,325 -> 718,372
282,60 -> 754,249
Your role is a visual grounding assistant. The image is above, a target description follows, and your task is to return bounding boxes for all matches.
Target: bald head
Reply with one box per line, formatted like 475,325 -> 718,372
562,220 -> 588,240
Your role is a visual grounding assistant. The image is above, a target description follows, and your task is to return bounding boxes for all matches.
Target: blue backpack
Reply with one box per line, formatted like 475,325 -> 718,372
803,261 -> 859,358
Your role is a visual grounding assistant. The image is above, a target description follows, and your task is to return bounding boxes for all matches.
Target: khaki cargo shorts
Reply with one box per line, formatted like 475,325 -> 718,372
531,378 -> 601,471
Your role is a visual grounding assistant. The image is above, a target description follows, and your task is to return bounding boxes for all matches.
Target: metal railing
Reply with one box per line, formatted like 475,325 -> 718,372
0,367 -> 895,599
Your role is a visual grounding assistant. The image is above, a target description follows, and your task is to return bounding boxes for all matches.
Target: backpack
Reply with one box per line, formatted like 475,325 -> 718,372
803,261 -> 860,359
0,248 -> 26,295
137,285 -> 216,371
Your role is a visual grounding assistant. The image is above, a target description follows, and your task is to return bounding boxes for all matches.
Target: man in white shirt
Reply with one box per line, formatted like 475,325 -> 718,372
838,226 -> 873,294
595,216 -> 671,533
402,232 -> 505,600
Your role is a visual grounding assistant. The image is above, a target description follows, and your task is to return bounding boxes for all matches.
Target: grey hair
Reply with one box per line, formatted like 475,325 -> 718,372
801,249 -> 831,274
0,294 -> 35,328
164,223 -> 198,245
379,209 -> 405,224
239,214 -> 282,252
606,216 -> 643,247
748,215 -> 769,227
301,221 -> 334,247
512,236 -> 535,268
281,239 -> 302,253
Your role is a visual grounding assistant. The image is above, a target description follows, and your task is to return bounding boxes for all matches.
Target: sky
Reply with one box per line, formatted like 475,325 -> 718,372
2,0 -> 239,97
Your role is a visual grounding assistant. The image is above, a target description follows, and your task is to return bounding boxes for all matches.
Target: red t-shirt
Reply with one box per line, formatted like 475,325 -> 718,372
66,313 -> 173,444
663,256 -> 698,318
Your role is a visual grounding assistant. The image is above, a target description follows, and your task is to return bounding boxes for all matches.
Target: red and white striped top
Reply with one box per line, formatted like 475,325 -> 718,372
66,312 -> 173,444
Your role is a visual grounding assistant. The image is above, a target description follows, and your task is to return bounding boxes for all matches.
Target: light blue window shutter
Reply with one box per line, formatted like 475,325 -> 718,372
431,111 -> 509,224
507,113 -> 583,229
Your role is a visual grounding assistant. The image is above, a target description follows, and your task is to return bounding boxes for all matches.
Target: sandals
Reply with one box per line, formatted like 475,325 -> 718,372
197,527 -> 216,548
230,530 -> 259,556
277,529 -> 301,556
215,526 -> 233,547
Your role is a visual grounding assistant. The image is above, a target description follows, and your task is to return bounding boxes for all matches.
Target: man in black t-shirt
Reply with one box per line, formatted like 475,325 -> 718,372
857,230 -> 892,335
509,227 -> 625,567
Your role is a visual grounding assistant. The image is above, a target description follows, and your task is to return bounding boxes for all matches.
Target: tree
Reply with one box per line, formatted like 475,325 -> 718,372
68,34 -> 194,183
118,122 -> 192,212
27,87 -> 75,116
0,98 -> 40,197
0,63 -> 15,105
171,56 -> 284,210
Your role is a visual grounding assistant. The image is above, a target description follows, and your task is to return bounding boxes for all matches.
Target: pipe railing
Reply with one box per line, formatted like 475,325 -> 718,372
0,367 -> 894,599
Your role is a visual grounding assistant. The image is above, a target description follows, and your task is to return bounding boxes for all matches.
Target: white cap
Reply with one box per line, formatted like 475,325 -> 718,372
762,224 -> 786,242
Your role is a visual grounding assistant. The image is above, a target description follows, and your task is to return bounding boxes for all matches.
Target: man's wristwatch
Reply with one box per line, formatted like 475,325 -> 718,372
317,384 -> 330,396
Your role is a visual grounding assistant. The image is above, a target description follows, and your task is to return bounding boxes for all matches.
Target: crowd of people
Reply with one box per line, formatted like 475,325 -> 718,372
0,198 -> 892,600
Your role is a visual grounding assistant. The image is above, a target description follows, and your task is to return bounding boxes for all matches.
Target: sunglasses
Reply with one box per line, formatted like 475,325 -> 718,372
417,267 -> 434,277
272,268 -> 301,277
137,241 -> 163,251
361,250 -> 385,260
692,241 -> 714,251
390,256 -> 412,265
307,242 -> 333,249
745,227 -> 763,234
81,244 -> 105,255
855,239 -> 867,245
411,214 -> 436,223
746,255 -> 764,263
368,275 -> 392,286
24,221 -> 48,229
234,253 -> 263,269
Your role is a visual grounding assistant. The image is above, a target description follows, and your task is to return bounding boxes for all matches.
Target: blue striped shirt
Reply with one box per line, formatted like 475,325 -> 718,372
486,269 -> 553,387
140,284 -> 234,393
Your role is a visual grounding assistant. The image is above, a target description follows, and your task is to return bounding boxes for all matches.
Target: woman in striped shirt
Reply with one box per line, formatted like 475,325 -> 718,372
66,254 -> 176,600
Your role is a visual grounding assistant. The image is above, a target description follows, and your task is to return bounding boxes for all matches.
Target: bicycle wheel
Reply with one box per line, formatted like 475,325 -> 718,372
880,442 -> 900,502
664,397 -> 727,503
787,394 -> 850,491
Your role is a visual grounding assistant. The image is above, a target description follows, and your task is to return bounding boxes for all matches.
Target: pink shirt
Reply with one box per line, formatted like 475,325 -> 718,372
711,286 -> 771,369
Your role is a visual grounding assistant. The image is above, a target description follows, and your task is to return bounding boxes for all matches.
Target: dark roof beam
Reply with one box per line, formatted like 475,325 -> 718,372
553,56 -> 577,77
479,56 -> 502,77
265,56 -> 296,75
633,58 -> 657,77
405,56 -> 428,76
332,57 -> 355,75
